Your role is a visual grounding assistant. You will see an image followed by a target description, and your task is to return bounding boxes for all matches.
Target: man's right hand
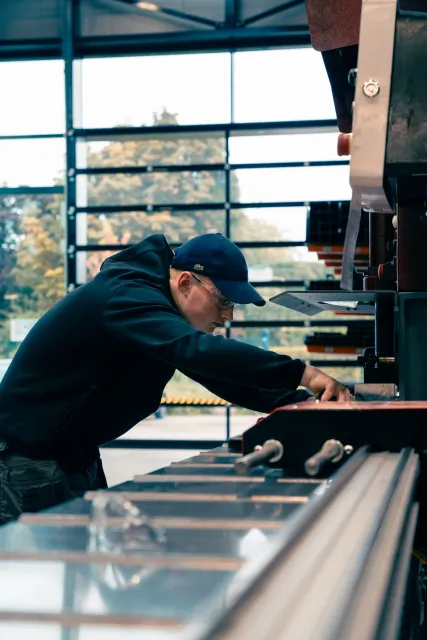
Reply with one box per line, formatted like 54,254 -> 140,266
300,365 -> 352,402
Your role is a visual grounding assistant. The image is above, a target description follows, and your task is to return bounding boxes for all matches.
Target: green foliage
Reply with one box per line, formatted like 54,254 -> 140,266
0,109 -> 359,391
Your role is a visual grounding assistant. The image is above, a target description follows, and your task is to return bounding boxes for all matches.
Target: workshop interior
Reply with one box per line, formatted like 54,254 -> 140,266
0,0 -> 427,637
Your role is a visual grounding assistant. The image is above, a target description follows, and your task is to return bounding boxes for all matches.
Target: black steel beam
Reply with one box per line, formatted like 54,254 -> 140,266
75,201 -> 310,214
76,159 -> 348,175
225,0 -> 241,28
308,360 -> 362,367
63,0 -> 79,292
74,119 -> 338,140
0,38 -> 62,61
0,133 -> 64,141
0,186 -> 64,195
76,240 -> 305,252
250,280 -> 306,288
77,28 -> 310,58
230,320 -> 373,328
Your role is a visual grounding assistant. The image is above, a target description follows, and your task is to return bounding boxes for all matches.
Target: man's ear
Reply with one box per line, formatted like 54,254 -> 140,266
177,271 -> 192,297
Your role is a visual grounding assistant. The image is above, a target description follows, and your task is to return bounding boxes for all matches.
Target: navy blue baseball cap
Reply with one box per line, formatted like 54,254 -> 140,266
171,233 -> 266,307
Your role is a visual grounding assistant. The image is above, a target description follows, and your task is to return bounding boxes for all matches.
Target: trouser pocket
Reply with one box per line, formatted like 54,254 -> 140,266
0,453 -> 70,524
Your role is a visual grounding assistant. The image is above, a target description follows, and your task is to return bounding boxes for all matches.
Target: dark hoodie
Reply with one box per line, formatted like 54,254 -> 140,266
0,234 -> 309,470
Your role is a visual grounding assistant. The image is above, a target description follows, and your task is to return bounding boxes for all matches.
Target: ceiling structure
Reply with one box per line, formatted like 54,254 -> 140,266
0,0 -> 310,60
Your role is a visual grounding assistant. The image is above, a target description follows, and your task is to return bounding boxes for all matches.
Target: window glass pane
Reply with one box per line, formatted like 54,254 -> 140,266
0,61 -> 65,135
102,448 -> 201,487
242,247 -> 334,282
121,407 -> 228,442
121,370 -> 227,442
229,406 -> 263,437
78,171 -> 225,207
230,207 -> 307,242
0,139 -> 65,187
84,250 -> 117,281
0,195 -> 65,359
78,135 -> 226,168
229,132 -> 341,164
231,166 -> 351,203
233,287 -> 304,322
229,328 -> 363,385
80,210 -> 226,247
81,54 -> 231,129
233,48 -> 336,123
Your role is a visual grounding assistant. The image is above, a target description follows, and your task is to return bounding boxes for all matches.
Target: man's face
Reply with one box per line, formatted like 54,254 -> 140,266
173,271 -> 234,333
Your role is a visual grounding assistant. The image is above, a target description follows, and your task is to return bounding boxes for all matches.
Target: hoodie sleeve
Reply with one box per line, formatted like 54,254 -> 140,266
176,369 -> 312,413
102,282 -> 305,390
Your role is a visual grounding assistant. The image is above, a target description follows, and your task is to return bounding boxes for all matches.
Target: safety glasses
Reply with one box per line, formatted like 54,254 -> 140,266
191,273 -> 238,310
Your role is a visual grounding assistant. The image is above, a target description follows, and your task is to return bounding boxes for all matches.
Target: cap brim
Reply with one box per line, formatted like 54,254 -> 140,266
210,278 -> 266,307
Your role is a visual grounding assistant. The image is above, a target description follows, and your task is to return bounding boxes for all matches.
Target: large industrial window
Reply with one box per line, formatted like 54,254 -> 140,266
0,60 -> 65,366
0,49 -> 365,451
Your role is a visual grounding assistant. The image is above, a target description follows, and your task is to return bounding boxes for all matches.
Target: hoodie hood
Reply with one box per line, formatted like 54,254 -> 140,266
100,234 -> 173,285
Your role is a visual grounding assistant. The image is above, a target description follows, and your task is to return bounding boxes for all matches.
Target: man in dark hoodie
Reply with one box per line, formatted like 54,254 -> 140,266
0,233 -> 350,523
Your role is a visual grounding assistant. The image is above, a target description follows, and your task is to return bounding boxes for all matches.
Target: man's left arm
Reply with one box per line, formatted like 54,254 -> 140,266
178,369 -> 312,414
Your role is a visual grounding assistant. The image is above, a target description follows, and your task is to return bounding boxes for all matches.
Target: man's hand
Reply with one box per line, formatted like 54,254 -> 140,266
300,365 -> 352,402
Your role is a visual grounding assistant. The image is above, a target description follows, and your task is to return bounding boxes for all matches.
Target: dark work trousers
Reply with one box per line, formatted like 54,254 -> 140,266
0,439 -> 107,525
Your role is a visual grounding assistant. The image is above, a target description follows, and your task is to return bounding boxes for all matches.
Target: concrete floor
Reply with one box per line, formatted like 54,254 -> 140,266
102,413 -> 258,486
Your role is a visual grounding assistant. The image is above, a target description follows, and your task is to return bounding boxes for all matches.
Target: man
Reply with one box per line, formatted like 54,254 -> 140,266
0,233 -> 350,523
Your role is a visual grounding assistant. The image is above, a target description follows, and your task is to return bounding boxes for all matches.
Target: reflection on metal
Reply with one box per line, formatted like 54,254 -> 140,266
0,610 -> 183,628
84,491 -> 309,504
132,474 -> 324,483
19,514 -> 286,530
169,463 -> 235,468
270,289 -> 395,316
190,449 -> 419,640
0,550 -> 243,571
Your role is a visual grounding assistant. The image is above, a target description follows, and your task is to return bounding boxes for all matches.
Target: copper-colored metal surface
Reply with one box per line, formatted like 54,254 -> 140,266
274,400 -> 427,412
306,0 -> 362,51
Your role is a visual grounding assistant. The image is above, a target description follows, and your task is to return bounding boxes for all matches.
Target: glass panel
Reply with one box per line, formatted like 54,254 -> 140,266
102,449 -> 200,486
232,287 -> 305,322
231,166 -> 351,203
78,135 -> 226,168
242,247 -> 334,282
0,194 -> 65,359
233,48 -> 336,123
229,132 -> 341,164
229,405 -> 262,437
123,406 -> 227,442
0,139 -> 65,187
81,210 -> 226,247
229,328 -> 363,384
121,370 -> 227,442
84,250 -> 118,281
78,171 -> 225,207
230,207 -> 307,242
81,54 -> 231,128
0,61 -> 65,135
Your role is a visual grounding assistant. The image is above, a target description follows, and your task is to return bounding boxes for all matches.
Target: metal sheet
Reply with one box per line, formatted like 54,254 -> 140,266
0,621 -> 181,639
349,0 -> 397,213
270,290 -> 395,316
0,522 -> 279,559
0,559 -> 236,625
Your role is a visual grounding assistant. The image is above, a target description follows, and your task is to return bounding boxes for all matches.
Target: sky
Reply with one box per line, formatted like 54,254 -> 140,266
0,47 -> 351,244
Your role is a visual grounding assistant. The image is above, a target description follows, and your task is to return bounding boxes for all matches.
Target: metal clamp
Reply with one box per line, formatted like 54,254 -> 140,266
234,439 -> 284,476
304,439 -> 353,477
